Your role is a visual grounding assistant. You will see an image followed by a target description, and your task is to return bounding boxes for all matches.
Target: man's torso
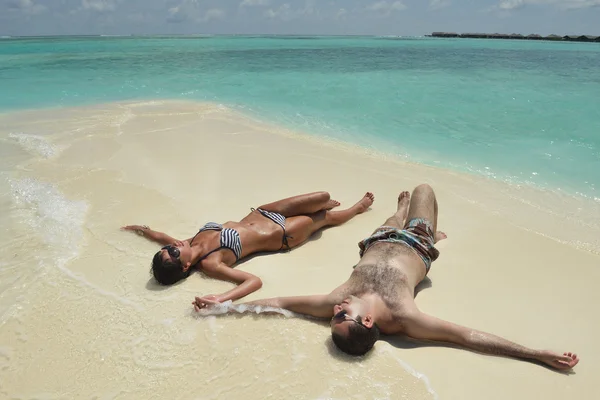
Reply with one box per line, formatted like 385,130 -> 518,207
342,242 -> 428,333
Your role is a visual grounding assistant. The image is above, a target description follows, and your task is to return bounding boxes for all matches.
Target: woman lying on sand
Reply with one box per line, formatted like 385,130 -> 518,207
122,191 -> 374,305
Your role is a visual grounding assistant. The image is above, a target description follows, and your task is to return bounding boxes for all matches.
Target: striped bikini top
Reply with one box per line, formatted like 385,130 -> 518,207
191,222 -> 243,261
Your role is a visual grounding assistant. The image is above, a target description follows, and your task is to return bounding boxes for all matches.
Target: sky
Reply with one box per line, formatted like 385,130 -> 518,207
1,0 -> 599,37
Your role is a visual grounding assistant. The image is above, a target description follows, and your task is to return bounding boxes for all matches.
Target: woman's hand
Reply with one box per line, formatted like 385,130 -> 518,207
121,225 -> 150,236
192,295 -> 221,312
122,225 -> 178,246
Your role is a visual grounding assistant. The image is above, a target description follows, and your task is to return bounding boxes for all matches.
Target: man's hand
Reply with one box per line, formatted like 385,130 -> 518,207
537,351 -> 579,370
193,295 -> 221,312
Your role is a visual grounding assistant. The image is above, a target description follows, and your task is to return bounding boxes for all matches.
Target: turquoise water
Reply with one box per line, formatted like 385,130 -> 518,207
1,36 -> 599,198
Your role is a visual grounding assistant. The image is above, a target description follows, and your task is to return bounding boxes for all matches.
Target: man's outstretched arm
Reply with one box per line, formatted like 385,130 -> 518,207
401,311 -> 579,370
194,294 -> 336,319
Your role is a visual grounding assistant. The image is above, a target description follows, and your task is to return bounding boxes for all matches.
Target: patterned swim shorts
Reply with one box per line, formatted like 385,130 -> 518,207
357,218 -> 440,273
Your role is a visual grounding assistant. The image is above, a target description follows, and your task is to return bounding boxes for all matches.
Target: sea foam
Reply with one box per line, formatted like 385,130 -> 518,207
8,133 -> 62,159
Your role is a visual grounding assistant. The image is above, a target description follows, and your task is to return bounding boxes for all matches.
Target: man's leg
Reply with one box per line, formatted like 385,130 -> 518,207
380,191 -> 411,229
404,184 -> 438,235
257,191 -> 340,217
374,187 -> 445,242
283,193 -> 374,248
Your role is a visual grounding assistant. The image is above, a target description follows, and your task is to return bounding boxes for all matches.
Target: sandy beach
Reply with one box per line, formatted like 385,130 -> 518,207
0,100 -> 598,399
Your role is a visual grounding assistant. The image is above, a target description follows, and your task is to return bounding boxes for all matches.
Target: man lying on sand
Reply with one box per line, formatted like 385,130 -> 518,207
193,184 -> 579,370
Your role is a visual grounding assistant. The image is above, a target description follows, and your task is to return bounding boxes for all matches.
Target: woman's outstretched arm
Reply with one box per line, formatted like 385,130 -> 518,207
121,225 -> 178,246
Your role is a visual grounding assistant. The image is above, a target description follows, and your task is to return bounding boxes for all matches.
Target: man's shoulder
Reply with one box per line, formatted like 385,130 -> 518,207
379,299 -> 419,334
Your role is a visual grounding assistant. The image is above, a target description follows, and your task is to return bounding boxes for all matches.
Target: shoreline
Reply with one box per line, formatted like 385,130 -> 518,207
2,99 -> 600,257
3,97 -> 598,203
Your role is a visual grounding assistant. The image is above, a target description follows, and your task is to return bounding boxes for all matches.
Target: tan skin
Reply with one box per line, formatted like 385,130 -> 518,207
195,185 -> 579,371
123,191 -> 375,305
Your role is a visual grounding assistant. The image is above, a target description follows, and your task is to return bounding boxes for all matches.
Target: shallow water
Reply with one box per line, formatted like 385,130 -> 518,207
1,36 -> 599,198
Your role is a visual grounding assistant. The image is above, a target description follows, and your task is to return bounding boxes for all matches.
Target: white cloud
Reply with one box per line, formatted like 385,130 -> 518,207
6,0 -> 47,15
554,0 -> 600,8
367,1 -> 407,15
203,8 -> 225,21
240,0 -> 270,6
497,0 -> 516,9
496,0 -> 600,10
264,3 -> 291,19
166,1 -> 224,23
263,2 -> 317,20
81,0 -> 117,12
301,0 -> 318,16
336,7 -> 348,20
167,5 -> 186,22
567,0 -> 600,7
430,0 -> 451,10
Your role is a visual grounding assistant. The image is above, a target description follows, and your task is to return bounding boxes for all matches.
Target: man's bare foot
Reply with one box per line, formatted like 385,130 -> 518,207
435,231 -> 447,243
355,192 -> 375,213
397,191 -> 411,221
323,199 -> 341,210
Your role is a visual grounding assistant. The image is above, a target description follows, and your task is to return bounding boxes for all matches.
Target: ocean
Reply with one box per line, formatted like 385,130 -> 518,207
1,35 -> 599,198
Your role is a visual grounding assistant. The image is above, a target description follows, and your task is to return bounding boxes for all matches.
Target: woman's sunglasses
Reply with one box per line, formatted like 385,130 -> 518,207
162,245 -> 180,260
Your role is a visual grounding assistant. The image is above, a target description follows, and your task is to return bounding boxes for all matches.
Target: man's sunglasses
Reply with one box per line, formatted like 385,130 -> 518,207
162,245 -> 180,260
331,309 -> 363,326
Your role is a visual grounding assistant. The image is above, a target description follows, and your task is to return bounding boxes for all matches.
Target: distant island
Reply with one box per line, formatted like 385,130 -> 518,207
428,32 -> 599,43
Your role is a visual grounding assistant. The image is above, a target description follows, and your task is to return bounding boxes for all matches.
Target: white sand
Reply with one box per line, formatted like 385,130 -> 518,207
0,100 -> 598,399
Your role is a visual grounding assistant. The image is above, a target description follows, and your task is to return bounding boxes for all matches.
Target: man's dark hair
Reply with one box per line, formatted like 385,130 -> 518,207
151,251 -> 191,285
332,322 -> 381,356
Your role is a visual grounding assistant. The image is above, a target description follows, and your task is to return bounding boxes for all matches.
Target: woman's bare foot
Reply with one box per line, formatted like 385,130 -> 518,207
323,199 -> 341,210
435,231 -> 447,243
354,192 -> 375,213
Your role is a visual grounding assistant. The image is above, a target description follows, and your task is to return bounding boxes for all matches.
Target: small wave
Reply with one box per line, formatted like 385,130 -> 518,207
55,263 -> 142,310
9,178 -> 88,265
375,35 -> 426,40
8,133 -> 62,159
7,178 -> 141,309
108,108 -> 135,135
127,100 -> 165,108
194,300 -> 296,318
380,347 -> 438,399
2,178 -> 89,323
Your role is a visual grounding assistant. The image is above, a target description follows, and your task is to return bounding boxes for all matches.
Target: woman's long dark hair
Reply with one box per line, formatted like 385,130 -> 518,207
151,251 -> 191,285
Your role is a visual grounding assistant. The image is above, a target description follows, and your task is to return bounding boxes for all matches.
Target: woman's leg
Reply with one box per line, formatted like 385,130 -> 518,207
283,193 -> 374,248
256,191 -> 340,217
